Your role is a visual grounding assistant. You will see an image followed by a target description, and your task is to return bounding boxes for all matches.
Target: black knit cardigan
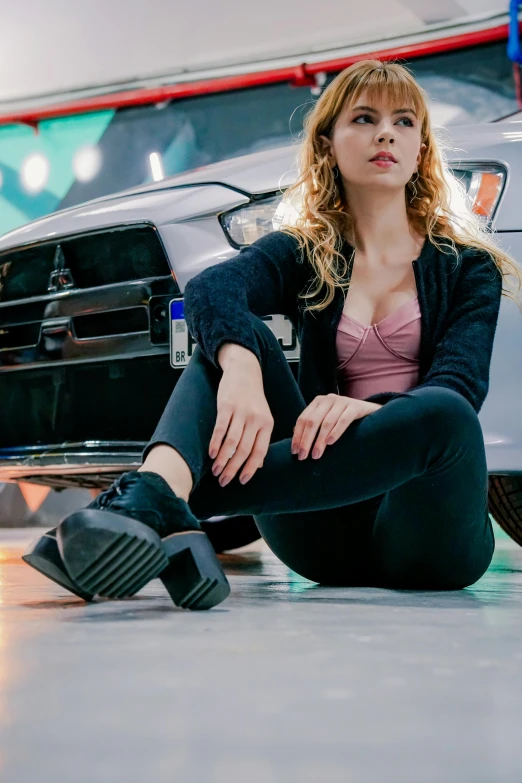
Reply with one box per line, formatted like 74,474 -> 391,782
183,230 -> 503,414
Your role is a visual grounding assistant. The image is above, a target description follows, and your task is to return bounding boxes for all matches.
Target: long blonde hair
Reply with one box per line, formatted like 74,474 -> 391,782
281,59 -> 522,312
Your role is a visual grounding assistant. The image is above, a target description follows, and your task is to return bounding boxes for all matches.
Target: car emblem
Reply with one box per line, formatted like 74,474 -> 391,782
48,245 -> 75,292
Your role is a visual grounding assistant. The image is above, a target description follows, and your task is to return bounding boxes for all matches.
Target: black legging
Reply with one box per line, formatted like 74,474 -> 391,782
145,313 -> 494,589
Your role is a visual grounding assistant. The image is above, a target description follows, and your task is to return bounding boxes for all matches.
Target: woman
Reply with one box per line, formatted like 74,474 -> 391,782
24,60 -> 521,610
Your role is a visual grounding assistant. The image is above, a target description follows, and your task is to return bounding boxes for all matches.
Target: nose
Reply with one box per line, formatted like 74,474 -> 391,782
375,120 -> 395,144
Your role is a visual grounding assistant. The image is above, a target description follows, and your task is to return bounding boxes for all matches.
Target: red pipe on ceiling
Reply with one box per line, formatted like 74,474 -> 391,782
0,22 -> 515,128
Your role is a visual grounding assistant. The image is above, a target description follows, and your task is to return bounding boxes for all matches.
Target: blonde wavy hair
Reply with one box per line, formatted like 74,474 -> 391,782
280,59 -> 522,312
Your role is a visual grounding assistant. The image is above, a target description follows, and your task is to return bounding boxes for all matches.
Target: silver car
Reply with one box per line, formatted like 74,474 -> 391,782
0,122 -> 521,548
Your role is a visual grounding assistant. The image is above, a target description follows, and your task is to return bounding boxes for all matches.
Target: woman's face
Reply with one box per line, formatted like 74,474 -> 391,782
322,88 -> 426,192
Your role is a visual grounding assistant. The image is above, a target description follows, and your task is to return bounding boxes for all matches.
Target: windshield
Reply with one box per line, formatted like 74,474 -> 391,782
0,39 -> 517,236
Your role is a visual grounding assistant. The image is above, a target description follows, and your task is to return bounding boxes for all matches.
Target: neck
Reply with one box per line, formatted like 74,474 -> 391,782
343,185 -> 419,262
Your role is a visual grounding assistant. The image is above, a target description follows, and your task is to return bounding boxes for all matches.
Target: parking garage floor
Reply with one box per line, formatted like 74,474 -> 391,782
0,527 -> 521,783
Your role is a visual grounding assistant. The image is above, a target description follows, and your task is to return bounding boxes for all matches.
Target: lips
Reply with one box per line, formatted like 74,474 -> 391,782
370,152 -> 397,163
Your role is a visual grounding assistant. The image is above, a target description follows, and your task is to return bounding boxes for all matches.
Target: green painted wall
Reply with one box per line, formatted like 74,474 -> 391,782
0,110 -> 114,235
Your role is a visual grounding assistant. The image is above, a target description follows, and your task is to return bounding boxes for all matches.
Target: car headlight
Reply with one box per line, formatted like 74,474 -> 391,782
450,164 -> 506,222
220,194 -> 286,247
221,164 -> 505,248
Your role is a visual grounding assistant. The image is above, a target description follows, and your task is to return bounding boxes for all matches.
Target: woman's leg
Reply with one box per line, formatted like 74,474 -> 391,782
146,314 -> 493,589
190,385 -> 493,589
369,411 -> 494,590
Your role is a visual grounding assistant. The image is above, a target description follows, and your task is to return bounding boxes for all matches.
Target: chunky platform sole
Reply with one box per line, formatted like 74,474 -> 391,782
22,528 -> 94,602
57,510 -> 168,599
160,530 -> 231,610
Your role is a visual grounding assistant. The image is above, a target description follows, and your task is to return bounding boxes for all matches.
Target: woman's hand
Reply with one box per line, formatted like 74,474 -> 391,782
291,393 -> 382,460
209,345 -> 274,486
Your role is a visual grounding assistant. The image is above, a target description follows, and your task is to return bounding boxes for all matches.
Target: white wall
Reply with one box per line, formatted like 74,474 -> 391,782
0,0 -> 511,108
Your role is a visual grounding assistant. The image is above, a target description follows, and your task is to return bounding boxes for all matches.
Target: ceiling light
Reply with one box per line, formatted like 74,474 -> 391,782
21,153 -> 50,194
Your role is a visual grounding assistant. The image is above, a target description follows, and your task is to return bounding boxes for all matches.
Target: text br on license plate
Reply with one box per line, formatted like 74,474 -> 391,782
170,299 -> 300,368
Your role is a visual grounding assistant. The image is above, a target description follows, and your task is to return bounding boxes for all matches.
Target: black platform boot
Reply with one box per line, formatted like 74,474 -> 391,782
21,510 -> 247,602
57,471 -> 230,610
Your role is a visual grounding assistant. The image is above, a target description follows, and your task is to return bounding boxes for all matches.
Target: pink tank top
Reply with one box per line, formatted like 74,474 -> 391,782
336,296 -> 421,400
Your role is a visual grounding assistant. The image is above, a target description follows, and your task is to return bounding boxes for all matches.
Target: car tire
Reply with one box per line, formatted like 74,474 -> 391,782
488,476 -> 522,547
200,515 -> 262,553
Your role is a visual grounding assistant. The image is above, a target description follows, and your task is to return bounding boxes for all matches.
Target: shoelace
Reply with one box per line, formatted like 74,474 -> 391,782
94,472 -> 188,538
97,474 -> 129,508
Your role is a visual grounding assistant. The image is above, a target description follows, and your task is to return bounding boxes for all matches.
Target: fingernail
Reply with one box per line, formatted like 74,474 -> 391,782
219,476 -> 230,487
298,450 -> 306,460
209,449 -> 217,459
312,449 -> 320,459
212,466 -> 221,476
240,475 -> 251,484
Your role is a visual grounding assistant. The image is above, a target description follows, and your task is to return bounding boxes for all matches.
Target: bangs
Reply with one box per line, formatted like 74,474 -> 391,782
345,65 -> 426,124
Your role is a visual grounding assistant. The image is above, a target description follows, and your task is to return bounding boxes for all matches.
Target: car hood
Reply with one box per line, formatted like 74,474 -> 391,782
0,183 -> 251,253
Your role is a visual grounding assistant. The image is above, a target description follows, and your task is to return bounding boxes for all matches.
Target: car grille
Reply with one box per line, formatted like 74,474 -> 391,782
73,307 -> 149,339
0,224 -> 171,302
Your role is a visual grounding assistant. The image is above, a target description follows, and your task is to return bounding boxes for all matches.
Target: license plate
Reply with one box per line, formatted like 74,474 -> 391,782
170,298 -> 300,368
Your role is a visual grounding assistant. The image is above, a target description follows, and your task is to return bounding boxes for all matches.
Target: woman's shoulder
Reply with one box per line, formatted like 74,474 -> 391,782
456,243 -> 502,281
433,240 -> 503,302
431,238 -> 499,273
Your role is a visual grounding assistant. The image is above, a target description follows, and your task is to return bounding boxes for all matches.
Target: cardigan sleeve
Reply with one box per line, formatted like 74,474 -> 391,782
183,230 -> 302,368
364,248 -> 504,413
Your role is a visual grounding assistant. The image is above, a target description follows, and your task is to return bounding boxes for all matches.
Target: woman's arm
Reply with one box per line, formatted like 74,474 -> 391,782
183,230 -> 302,369
365,248 -> 504,413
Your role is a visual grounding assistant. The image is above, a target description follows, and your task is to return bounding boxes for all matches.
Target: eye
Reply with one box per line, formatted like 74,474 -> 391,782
352,114 -> 415,127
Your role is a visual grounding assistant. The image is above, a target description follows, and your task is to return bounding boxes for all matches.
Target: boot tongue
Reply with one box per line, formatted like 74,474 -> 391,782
130,470 -> 176,498
110,470 -> 200,538
117,470 -> 176,514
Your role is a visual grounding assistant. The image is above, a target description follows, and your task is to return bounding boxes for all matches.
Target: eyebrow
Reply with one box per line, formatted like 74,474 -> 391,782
351,105 -> 417,117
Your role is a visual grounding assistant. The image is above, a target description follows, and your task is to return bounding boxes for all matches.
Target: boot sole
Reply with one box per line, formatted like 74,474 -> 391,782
160,530 -> 231,610
22,529 -> 94,602
57,510 -> 168,599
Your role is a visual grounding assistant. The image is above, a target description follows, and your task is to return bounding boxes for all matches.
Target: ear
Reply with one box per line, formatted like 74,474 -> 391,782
417,142 -> 427,166
319,134 -> 336,165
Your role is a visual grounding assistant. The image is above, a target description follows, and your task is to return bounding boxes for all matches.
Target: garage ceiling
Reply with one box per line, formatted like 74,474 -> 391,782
0,0 -> 515,108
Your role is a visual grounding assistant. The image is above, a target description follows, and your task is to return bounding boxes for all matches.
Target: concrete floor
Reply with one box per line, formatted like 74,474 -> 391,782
0,528 -> 521,783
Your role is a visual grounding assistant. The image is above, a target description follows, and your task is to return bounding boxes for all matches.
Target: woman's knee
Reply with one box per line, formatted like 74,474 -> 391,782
248,313 -> 288,356
408,386 -> 476,425
406,386 -> 483,448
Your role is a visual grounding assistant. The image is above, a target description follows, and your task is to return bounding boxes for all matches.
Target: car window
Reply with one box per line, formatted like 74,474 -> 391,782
408,41 -> 519,125
59,82 -> 314,209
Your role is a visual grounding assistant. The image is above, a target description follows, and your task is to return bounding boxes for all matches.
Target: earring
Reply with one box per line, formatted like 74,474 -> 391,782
409,170 -> 420,202
332,166 -> 339,180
